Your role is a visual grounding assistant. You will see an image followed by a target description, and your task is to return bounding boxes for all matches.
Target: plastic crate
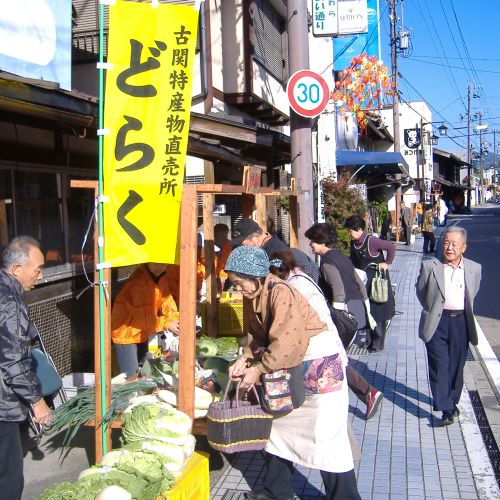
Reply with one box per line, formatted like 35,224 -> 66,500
200,301 -> 244,335
163,451 -> 210,499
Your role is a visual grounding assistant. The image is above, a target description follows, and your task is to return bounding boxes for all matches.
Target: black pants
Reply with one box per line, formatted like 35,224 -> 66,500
0,421 -> 24,500
367,321 -> 387,351
262,453 -> 361,500
422,231 -> 435,253
402,223 -> 411,245
425,312 -> 468,411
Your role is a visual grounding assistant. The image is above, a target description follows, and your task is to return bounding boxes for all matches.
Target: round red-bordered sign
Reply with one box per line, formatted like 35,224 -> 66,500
286,70 -> 330,118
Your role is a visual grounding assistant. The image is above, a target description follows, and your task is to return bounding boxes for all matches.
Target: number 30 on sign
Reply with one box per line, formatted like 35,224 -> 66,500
286,70 -> 330,118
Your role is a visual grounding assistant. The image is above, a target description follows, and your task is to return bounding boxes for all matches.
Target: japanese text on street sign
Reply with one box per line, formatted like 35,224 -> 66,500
313,0 -> 338,36
103,0 -> 199,267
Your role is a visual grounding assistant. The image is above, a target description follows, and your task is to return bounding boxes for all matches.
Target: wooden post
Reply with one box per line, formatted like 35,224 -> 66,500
202,193 -> 218,337
70,180 -> 112,461
0,200 -> 8,247
178,184 -> 198,421
255,193 -> 267,231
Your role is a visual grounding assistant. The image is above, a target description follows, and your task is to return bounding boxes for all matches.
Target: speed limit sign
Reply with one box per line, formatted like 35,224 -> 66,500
286,70 -> 330,118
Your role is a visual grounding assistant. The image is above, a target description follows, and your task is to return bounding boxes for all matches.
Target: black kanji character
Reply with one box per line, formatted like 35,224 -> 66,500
115,115 -> 155,171
117,189 -> 146,245
116,39 -> 167,97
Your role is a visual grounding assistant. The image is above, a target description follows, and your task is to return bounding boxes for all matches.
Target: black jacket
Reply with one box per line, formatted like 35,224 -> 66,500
0,270 -> 42,422
262,235 -> 320,283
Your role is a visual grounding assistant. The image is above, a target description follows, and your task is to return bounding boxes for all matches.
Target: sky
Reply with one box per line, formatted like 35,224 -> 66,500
378,0 -> 500,162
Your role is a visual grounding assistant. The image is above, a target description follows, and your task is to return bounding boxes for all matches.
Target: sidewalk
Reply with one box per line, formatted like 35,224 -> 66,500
209,232 -> 500,500
22,231 -> 500,499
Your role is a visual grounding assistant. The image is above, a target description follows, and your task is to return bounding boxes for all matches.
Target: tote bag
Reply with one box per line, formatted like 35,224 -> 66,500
370,268 -> 389,304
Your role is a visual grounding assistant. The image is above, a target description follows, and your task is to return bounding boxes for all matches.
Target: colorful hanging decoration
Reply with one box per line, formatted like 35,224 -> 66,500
330,53 -> 395,130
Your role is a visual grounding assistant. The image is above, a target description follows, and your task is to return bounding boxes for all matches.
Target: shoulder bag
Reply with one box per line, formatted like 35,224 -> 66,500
293,272 -> 358,350
258,281 -> 306,417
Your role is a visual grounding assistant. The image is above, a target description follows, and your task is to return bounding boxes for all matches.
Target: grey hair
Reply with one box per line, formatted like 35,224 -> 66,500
2,236 -> 41,270
442,226 -> 467,243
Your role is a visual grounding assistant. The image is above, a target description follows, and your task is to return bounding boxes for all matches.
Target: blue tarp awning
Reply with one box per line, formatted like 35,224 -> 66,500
336,150 -> 411,177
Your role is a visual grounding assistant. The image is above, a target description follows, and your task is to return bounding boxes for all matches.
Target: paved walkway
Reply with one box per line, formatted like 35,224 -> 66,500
210,233 -> 500,500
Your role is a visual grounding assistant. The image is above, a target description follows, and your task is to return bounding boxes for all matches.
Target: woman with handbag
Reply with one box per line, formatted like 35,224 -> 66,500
225,246 -> 361,500
302,224 -> 384,420
344,214 -> 396,353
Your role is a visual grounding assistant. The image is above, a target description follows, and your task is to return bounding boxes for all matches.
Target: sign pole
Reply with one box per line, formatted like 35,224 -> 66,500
287,0 -> 315,254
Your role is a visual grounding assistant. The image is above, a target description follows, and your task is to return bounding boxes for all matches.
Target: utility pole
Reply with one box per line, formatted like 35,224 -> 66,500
419,119 -> 425,203
390,0 -> 402,241
466,84 -> 472,209
287,1 -> 315,254
494,129 -> 497,189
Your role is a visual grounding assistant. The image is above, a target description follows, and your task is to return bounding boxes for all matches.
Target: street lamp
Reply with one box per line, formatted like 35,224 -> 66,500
438,124 -> 448,136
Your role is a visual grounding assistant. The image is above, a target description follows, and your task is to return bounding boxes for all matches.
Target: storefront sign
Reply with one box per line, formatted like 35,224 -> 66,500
243,166 -> 262,194
312,0 -> 338,37
334,0 -> 380,71
103,0 -> 199,267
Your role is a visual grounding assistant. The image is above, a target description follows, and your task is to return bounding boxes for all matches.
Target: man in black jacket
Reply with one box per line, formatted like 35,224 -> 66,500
0,236 -> 51,499
231,218 -> 320,283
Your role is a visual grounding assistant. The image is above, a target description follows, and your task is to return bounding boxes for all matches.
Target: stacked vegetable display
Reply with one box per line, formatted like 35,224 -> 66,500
40,403 -> 196,499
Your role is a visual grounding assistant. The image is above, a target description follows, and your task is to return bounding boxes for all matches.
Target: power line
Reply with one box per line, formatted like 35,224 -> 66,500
405,57 -> 500,75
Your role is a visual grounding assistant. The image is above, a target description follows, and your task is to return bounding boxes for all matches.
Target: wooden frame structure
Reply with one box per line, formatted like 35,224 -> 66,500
76,179 -> 300,459
177,181 -> 300,427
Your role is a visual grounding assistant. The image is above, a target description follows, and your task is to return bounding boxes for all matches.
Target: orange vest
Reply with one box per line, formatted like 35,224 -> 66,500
111,265 -> 179,345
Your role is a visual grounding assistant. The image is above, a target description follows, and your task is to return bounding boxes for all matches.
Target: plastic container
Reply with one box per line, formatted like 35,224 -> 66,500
163,451 -> 210,499
200,302 -> 244,336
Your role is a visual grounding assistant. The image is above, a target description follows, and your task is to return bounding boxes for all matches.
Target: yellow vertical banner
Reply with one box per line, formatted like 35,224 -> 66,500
103,0 -> 199,267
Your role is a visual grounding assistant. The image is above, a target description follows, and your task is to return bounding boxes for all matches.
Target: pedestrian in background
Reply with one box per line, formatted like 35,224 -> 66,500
226,246 -> 361,500
380,213 -> 392,241
416,227 -> 481,426
400,201 -> 413,246
421,205 -> 436,254
0,236 -> 51,499
345,215 -> 396,353
416,201 -> 424,230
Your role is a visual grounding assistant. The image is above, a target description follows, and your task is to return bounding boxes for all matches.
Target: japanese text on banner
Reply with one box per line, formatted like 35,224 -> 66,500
103,0 -> 199,267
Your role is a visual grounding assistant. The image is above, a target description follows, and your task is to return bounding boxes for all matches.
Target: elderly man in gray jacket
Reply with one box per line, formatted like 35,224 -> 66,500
416,226 -> 481,426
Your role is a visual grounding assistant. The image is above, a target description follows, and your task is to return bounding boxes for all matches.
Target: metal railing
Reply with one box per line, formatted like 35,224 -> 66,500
72,30 -> 108,63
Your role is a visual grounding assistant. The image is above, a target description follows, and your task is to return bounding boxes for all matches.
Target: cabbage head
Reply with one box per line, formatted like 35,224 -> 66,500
121,403 -> 192,445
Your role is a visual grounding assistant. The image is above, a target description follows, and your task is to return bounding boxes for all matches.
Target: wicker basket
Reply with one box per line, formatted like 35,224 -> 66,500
207,381 -> 273,453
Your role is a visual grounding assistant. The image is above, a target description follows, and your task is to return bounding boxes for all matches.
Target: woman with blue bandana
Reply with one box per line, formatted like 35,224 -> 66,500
225,246 -> 361,500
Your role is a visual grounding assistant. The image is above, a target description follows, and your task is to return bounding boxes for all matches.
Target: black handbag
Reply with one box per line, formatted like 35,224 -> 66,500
328,305 -> 358,349
291,273 -> 358,349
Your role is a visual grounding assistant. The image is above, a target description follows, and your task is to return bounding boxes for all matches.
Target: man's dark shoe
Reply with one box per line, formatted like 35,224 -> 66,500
441,411 -> 454,426
364,389 -> 383,420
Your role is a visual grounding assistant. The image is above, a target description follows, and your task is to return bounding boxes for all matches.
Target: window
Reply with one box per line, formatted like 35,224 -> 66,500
252,0 -> 289,83
0,168 -> 94,270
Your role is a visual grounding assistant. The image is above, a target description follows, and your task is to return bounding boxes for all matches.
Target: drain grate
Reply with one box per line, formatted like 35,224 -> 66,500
468,390 -> 500,489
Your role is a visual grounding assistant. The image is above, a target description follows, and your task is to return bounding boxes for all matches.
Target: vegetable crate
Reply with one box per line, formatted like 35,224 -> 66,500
200,302 -> 244,336
164,451 -> 210,499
